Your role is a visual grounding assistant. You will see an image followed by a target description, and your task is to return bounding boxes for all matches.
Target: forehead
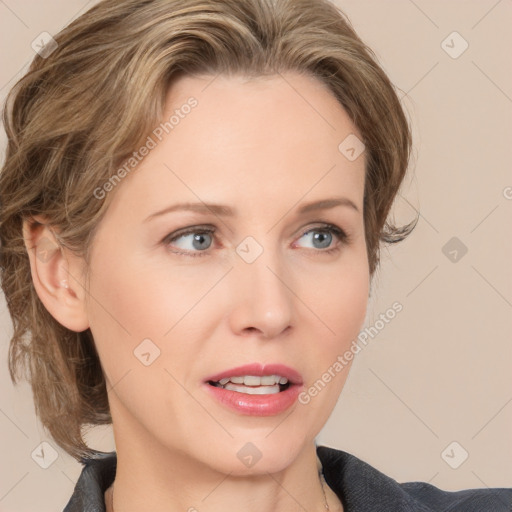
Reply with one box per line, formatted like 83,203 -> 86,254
107,72 -> 366,219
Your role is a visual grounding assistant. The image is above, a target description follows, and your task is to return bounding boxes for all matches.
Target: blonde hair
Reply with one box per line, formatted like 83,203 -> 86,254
0,0 -> 417,462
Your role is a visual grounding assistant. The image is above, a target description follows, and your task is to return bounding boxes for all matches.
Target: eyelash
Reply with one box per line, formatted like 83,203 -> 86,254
162,222 -> 351,258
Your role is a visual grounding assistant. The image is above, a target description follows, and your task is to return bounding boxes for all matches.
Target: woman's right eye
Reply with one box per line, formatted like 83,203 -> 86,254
163,228 -> 215,257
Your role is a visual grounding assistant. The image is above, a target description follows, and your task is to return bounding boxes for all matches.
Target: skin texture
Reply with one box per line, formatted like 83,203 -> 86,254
23,72 -> 369,512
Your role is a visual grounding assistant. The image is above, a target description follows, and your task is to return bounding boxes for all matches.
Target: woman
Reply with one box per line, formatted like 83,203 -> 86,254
0,0 -> 510,511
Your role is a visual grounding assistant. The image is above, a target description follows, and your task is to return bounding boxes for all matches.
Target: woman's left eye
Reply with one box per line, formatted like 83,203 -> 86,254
294,224 -> 348,253
162,223 -> 348,257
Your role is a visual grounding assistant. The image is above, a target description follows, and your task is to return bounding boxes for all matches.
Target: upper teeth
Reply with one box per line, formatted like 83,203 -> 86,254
217,375 -> 288,386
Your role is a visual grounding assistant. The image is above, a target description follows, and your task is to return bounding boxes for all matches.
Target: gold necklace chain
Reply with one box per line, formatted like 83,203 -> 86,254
320,471 -> 331,511
109,473 -> 330,511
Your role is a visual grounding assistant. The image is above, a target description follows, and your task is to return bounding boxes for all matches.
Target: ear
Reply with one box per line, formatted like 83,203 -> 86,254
22,215 -> 90,332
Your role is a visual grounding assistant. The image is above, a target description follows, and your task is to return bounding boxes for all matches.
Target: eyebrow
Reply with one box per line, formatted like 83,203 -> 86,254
144,197 -> 359,222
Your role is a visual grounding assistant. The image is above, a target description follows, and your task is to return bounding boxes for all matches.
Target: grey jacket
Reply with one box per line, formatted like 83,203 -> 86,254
63,445 -> 512,511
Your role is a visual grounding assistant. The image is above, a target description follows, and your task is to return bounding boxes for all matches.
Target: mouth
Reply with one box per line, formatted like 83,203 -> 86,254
203,363 -> 303,416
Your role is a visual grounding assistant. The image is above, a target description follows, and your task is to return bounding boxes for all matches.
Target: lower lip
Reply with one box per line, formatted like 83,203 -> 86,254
203,383 -> 302,416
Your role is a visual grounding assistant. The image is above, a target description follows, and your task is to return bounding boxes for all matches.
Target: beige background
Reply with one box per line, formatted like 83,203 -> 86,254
0,0 -> 511,510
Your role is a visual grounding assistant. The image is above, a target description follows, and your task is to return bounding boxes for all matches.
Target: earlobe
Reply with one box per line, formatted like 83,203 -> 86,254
22,216 -> 90,332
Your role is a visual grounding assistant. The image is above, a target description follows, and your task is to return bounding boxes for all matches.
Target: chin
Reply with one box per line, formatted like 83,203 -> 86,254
195,429 -> 313,476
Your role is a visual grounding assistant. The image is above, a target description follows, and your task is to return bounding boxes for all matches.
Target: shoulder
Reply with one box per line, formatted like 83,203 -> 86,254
316,445 -> 512,512
63,451 -> 117,512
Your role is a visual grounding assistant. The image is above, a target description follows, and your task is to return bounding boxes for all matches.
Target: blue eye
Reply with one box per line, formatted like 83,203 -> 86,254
297,229 -> 333,249
164,228 -> 214,256
293,224 -> 348,254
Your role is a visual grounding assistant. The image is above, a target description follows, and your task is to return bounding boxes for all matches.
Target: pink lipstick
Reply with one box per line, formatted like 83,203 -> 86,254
203,363 -> 303,416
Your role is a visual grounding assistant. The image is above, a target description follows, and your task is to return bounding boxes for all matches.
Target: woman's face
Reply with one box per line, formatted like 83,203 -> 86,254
83,72 -> 369,474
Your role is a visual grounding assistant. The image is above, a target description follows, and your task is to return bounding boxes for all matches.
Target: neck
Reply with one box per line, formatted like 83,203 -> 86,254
106,434 -> 341,512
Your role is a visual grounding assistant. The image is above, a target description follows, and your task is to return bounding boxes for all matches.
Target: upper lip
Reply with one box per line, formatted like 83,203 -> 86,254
205,363 -> 303,385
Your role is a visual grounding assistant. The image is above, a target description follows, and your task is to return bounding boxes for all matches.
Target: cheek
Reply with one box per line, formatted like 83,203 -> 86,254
84,248 -> 223,376
333,269 -> 369,338
87,249 -> 196,333
294,263 -> 368,435
311,275 -> 368,385
300,253 -> 369,346
83,253 -> 203,415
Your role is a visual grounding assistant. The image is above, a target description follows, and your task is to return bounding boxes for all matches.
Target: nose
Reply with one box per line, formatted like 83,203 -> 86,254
228,247 -> 294,339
